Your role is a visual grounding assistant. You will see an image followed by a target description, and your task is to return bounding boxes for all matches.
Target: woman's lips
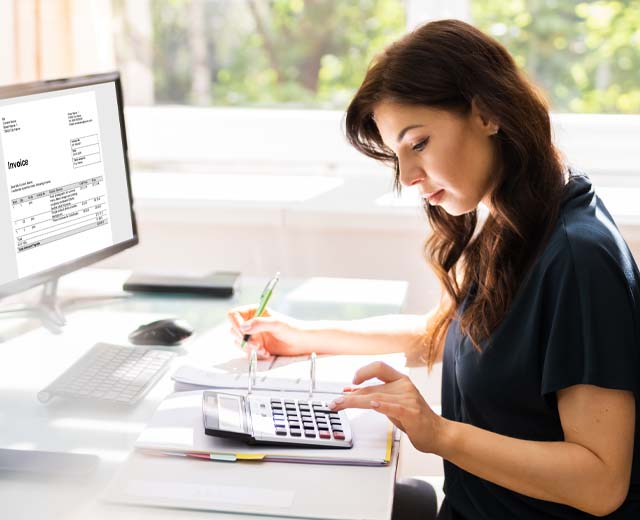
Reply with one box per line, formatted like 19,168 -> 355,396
425,189 -> 445,205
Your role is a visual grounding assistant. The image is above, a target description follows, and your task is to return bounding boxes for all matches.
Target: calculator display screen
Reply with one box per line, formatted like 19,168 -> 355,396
217,394 -> 245,433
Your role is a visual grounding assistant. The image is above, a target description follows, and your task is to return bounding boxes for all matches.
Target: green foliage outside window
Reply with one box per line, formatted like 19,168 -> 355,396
472,0 -> 640,113
141,0 -> 639,113
151,0 -> 405,108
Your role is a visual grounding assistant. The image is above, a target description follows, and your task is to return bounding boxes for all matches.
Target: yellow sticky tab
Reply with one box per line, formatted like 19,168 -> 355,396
384,428 -> 393,462
236,453 -> 266,460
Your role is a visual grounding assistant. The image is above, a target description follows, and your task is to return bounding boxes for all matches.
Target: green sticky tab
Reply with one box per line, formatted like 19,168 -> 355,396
209,453 -> 237,462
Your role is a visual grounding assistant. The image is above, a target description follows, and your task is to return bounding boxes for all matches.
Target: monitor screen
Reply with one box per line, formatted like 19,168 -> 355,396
0,73 -> 138,298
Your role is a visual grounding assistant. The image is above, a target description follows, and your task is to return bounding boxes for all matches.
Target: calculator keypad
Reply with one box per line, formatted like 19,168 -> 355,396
268,398 -> 346,442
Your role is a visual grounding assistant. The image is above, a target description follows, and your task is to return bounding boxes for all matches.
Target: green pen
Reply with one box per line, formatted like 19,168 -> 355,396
240,272 -> 280,349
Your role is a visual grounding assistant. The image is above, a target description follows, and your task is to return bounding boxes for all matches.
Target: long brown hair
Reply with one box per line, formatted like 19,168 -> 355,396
345,19 -> 566,367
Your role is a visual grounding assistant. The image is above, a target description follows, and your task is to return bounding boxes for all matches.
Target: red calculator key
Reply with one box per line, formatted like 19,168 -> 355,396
318,431 -> 331,439
333,432 -> 346,440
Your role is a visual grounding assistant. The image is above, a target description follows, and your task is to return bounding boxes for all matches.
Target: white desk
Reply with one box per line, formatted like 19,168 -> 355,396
0,269 -> 408,520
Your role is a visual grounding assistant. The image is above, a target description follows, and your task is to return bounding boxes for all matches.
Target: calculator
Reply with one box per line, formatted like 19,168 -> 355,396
202,391 -> 353,448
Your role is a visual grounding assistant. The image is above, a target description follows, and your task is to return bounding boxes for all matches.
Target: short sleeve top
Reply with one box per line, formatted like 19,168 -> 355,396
441,174 -> 640,519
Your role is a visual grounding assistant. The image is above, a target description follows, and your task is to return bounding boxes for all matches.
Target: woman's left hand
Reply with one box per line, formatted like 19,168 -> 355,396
328,361 -> 442,454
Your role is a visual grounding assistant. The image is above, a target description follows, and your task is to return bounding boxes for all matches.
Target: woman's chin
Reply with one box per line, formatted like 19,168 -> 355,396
440,201 -> 476,217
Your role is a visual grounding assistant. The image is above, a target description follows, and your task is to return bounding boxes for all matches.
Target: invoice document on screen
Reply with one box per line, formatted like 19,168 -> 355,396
0,90 -> 113,278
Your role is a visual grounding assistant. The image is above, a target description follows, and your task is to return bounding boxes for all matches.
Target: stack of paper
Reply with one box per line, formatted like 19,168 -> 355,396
172,364 -> 347,394
135,390 -> 393,466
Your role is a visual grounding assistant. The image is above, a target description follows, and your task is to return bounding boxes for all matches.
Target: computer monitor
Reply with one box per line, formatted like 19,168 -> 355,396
0,72 -> 138,325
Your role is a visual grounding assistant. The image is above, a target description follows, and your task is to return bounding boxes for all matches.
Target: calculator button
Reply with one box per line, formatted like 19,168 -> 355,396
271,398 -> 282,405
285,400 -> 295,405
275,429 -> 287,436
303,421 -> 314,428
318,431 -> 331,439
304,429 -> 316,437
333,432 -> 346,440
290,430 -> 302,437
317,425 -> 329,431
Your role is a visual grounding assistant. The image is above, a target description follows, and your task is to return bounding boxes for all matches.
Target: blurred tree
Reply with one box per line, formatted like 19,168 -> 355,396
147,0 -> 405,107
116,0 -> 640,112
472,0 -> 640,113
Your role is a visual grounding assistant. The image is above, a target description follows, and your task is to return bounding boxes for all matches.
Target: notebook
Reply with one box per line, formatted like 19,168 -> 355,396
135,389 -> 394,466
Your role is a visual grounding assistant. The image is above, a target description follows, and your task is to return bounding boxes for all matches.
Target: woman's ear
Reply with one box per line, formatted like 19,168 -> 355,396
471,97 -> 499,136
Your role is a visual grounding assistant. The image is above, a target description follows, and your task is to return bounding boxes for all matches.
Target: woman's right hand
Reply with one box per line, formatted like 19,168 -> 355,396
227,305 -> 309,359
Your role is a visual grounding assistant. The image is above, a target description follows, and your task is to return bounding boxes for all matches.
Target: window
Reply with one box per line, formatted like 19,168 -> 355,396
112,0 -> 640,114
111,0 -> 407,108
472,0 -> 640,114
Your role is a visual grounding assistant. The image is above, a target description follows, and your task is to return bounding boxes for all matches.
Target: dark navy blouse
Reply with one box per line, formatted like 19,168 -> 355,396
441,174 -> 640,519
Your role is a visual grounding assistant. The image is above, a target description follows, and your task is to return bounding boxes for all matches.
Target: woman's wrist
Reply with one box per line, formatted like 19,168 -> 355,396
431,416 -> 458,459
289,319 -> 328,355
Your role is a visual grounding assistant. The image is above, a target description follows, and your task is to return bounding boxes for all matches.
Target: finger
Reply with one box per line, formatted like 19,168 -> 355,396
328,392 -> 388,411
352,361 -> 406,385
243,341 -> 271,360
230,326 -> 243,341
240,316 -> 278,335
229,305 -> 272,320
369,400 -> 406,422
227,304 -> 258,318
228,311 -> 247,333
346,384 -> 388,397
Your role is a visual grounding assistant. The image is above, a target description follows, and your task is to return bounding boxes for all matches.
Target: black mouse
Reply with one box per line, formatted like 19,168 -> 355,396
129,318 -> 194,346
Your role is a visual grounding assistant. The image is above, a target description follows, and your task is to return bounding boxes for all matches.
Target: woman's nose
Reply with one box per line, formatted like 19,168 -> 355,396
398,157 -> 425,187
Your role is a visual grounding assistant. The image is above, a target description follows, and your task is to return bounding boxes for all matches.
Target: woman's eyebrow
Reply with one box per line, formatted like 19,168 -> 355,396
397,124 -> 424,143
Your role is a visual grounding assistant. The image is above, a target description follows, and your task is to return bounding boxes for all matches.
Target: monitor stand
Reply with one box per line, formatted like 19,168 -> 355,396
0,278 -> 66,331
37,278 -> 66,326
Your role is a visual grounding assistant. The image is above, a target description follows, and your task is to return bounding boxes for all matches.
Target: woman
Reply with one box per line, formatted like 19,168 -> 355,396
228,20 -> 639,519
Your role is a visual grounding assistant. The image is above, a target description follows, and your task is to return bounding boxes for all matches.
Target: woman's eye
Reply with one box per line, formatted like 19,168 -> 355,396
412,138 -> 429,152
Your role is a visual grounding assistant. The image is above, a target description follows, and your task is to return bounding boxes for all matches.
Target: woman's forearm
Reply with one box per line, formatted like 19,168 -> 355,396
295,313 -> 431,357
434,419 -> 627,516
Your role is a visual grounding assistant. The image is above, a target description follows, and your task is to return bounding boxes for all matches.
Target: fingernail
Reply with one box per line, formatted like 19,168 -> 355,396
371,400 -> 380,408
240,323 -> 250,331
328,396 -> 344,409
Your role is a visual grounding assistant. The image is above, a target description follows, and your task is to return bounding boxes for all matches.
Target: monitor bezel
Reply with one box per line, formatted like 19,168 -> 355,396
0,72 -> 139,299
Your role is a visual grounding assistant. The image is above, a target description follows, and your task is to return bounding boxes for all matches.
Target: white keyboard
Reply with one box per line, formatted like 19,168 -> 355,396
38,342 -> 176,405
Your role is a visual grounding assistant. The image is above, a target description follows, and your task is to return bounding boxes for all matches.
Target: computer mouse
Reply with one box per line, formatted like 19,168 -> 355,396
129,318 -> 194,346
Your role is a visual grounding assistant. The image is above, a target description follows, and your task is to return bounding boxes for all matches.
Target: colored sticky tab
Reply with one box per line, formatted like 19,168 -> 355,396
384,428 -> 393,462
236,453 -> 266,461
209,453 -> 237,462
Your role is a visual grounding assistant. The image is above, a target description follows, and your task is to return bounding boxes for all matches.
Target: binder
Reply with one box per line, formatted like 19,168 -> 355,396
135,389 -> 394,466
